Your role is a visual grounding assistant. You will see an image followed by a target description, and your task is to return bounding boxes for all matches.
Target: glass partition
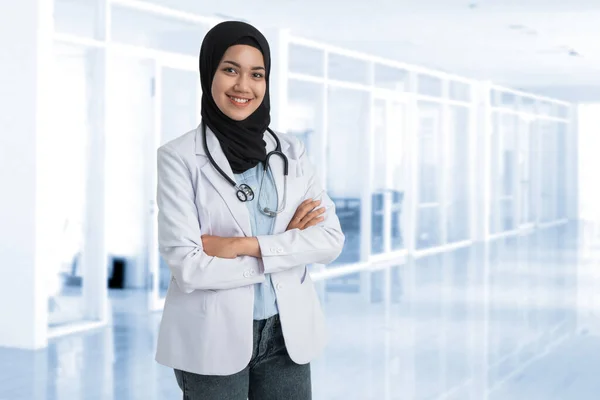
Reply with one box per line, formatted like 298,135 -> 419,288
110,3 -> 208,55
539,121 -> 558,223
449,81 -> 471,102
106,53 -> 155,292
372,99 -> 387,255
328,54 -> 370,84
518,117 -> 536,226
556,122 -> 568,220
286,79 -> 324,167
289,44 -> 325,77
417,74 -> 443,97
446,106 -> 471,243
520,96 -> 537,114
370,97 -> 407,254
416,102 -> 443,249
160,67 -> 199,141
491,90 -> 518,110
374,64 -> 409,91
490,113 -> 517,233
54,0 -> 105,40
327,87 -> 370,264
389,101 -> 407,251
47,43 -> 101,328
287,79 -> 325,273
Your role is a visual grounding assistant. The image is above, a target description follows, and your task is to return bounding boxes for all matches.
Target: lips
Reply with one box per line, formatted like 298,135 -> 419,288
227,95 -> 253,107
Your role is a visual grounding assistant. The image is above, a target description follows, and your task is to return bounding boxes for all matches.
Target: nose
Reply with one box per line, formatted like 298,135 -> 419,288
233,73 -> 251,93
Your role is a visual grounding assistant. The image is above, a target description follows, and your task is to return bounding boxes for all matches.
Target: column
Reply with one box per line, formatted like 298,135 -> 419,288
0,0 -> 53,349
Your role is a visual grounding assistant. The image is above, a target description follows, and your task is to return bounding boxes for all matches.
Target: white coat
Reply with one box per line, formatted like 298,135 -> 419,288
154,124 -> 345,375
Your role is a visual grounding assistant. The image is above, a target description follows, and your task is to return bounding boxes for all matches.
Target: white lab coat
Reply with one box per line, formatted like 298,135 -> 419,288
154,124 -> 345,375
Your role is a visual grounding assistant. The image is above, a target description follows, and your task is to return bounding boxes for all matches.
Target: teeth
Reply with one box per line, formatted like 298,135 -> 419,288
230,97 -> 250,103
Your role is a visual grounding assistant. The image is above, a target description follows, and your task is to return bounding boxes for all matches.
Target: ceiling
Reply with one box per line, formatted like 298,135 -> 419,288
152,0 -> 600,99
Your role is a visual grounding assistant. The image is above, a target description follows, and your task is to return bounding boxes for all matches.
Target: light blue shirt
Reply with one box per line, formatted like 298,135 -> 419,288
233,163 -> 279,320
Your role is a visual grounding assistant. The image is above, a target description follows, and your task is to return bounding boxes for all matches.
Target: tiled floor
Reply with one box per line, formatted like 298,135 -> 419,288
2,223 -> 600,399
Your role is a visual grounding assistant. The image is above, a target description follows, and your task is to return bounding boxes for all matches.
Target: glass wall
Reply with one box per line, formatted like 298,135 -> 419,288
446,106 -> 471,243
490,113 -> 517,234
327,87 -> 370,264
413,79 -> 474,251
489,89 -> 570,236
416,102 -> 443,249
374,64 -> 409,91
539,120 -> 561,223
556,123 -> 568,220
47,43 -> 94,328
106,53 -> 155,290
388,101 -> 408,252
286,80 -> 324,167
372,97 -> 408,254
372,99 -> 387,255
110,3 -> 207,56
519,117 -> 537,226
54,0 -> 105,40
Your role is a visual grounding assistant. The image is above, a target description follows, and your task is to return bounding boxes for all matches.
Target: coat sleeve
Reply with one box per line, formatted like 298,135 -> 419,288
255,140 -> 346,273
157,145 -> 265,293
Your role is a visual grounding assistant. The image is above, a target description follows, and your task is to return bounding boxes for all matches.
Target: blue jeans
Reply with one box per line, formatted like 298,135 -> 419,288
174,314 -> 312,400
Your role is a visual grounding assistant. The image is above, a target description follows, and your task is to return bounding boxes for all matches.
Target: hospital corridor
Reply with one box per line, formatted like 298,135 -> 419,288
1,0 -> 600,399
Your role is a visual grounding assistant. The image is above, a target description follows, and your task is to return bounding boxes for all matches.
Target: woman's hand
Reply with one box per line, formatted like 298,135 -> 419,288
201,235 -> 240,259
286,199 -> 326,231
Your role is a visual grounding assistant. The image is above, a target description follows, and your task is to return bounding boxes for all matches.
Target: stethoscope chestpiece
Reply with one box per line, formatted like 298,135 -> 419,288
236,184 -> 254,202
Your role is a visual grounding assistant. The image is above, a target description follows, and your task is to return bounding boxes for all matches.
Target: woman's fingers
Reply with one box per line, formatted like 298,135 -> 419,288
286,199 -> 326,231
302,215 -> 325,229
299,206 -> 326,228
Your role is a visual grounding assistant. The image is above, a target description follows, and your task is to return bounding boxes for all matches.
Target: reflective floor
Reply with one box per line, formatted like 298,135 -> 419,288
2,223 -> 600,399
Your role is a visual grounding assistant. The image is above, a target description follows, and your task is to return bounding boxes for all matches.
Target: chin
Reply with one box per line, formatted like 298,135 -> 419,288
224,106 -> 259,121
226,111 -> 252,121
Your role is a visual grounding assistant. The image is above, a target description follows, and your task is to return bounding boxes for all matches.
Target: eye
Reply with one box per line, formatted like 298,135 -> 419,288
223,67 -> 237,74
253,72 -> 265,79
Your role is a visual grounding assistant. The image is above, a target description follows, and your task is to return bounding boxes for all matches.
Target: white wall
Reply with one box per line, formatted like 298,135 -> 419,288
0,0 -> 53,349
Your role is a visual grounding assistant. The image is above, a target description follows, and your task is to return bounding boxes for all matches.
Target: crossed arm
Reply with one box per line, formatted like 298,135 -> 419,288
157,143 -> 345,293
200,198 -> 326,259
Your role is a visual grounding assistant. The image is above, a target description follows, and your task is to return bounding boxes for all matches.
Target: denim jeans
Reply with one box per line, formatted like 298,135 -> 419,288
173,314 -> 312,400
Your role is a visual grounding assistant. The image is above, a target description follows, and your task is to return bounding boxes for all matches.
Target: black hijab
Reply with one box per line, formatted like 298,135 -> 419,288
199,21 -> 271,174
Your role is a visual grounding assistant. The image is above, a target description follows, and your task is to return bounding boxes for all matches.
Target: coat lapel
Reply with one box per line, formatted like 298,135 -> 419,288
196,126 -> 252,237
195,125 -> 291,237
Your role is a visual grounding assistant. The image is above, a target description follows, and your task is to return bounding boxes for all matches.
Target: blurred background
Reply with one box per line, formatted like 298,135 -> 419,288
1,0 -> 600,399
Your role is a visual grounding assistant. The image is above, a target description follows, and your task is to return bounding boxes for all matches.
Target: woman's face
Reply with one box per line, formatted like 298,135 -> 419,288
211,44 -> 267,121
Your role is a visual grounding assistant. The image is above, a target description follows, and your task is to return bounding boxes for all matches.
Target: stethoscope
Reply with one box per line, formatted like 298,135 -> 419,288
202,121 -> 288,217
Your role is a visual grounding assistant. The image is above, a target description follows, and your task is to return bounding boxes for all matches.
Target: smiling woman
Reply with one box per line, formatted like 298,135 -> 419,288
211,47 -> 267,121
155,20 -> 345,400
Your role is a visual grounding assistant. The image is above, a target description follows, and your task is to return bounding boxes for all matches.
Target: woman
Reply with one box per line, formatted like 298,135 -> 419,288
154,21 -> 345,400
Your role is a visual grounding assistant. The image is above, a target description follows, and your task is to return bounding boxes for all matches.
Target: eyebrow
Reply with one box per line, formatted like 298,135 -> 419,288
222,60 -> 265,71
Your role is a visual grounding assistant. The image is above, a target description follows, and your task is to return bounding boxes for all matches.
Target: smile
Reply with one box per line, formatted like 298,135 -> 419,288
227,95 -> 253,107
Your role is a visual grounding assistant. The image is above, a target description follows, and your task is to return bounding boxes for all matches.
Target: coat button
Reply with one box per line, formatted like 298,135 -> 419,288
243,271 -> 250,278
276,283 -> 283,291
277,247 -> 283,253
270,247 -> 276,253
249,269 -> 255,276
